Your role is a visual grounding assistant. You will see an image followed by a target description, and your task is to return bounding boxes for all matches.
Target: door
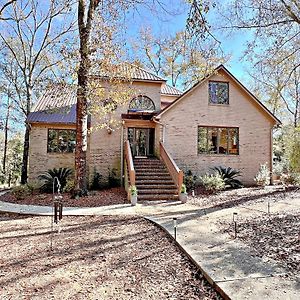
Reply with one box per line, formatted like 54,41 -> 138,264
128,128 -> 155,157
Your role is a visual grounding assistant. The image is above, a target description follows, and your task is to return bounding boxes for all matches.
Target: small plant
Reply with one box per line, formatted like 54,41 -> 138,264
63,179 -> 75,193
38,167 -> 73,192
90,169 -> 104,190
12,184 -> 34,200
129,185 -> 137,196
183,170 -> 198,191
200,173 -> 225,192
280,173 -> 300,186
180,183 -> 187,194
254,163 -> 270,186
108,168 -> 120,188
212,166 -> 243,189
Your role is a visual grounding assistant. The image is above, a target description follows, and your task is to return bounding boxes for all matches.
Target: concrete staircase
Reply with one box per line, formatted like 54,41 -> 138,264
134,157 -> 178,201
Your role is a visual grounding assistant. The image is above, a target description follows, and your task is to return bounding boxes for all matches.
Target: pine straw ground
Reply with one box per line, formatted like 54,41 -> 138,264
0,187 -> 127,207
0,214 -> 222,300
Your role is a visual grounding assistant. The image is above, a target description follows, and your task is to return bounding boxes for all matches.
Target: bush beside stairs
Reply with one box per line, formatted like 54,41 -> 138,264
134,158 -> 178,201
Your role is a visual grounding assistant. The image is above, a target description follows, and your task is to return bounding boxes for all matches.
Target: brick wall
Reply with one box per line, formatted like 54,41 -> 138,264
160,70 -> 275,185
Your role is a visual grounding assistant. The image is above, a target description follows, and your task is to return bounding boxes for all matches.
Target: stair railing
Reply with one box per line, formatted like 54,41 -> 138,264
124,140 -> 135,193
159,142 -> 183,194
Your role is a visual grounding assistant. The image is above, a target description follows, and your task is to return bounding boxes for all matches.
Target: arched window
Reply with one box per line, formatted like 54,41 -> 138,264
129,95 -> 155,112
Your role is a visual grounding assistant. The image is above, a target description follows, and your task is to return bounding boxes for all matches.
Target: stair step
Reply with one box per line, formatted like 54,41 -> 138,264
136,180 -> 175,184
136,184 -> 177,189
135,171 -> 170,176
135,166 -> 166,170
138,194 -> 179,201
138,189 -> 177,194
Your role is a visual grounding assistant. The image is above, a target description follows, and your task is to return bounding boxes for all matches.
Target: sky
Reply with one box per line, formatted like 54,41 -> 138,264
126,0 -> 253,85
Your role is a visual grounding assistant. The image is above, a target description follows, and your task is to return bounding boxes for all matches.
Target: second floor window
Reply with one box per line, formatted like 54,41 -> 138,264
129,95 -> 155,112
47,129 -> 76,153
209,81 -> 229,104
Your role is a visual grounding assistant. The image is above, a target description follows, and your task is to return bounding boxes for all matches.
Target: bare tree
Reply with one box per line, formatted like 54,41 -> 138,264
0,0 -> 75,184
0,0 -> 16,19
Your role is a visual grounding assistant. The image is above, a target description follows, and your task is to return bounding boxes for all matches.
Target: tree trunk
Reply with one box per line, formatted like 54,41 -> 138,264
2,94 -> 10,174
20,123 -> 30,184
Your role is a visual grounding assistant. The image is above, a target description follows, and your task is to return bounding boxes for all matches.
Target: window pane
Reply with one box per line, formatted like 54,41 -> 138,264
67,131 -> 76,152
48,130 -> 58,152
129,95 -> 155,111
209,82 -> 229,104
208,128 -> 218,154
228,128 -> 239,155
219,128 -> 228,154
198,127 -> 207,153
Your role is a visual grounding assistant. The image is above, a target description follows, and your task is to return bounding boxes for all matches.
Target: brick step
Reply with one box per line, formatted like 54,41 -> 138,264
134,160 -> 163,165
138,189 -> 177,195
135,171 -> 170,176
134,166 -> 167,171
136,184 -> 177,189
138,194 -> 179,201
136,175 -> 172,181
136,179 -> 175,185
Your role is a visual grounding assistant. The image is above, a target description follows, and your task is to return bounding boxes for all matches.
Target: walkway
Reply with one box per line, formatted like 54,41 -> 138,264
1,190 -> 299,300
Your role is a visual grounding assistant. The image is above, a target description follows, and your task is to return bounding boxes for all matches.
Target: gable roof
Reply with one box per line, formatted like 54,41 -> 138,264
156,65 -> 281,125
161,84 -> 182,96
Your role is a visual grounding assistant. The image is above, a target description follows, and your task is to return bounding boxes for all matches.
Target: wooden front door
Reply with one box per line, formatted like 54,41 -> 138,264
128,128 -> 155,157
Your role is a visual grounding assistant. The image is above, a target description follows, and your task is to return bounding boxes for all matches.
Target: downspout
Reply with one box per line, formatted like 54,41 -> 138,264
270,126 -> 274,185
153,118 -> 166,144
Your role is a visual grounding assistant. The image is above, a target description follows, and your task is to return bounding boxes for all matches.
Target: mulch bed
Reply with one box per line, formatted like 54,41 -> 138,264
0,187 -> 127,207
0,215 -> 222,300
220,213 -> 300,276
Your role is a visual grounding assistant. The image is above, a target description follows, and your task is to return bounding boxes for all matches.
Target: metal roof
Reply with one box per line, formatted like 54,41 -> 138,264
28,84 -> 77,124
90,63 -> 166,82
161,84 -> 182,96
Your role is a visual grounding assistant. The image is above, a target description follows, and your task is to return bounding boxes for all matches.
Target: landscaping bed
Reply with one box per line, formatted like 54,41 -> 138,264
0,187 -> 127,207
0,214 -> 222,300
220,212 -> 300,276
189,185 -> 299,209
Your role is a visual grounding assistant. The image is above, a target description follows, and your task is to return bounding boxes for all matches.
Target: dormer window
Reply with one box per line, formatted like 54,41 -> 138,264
209,81 -> 229,104
129,95 -> 155,112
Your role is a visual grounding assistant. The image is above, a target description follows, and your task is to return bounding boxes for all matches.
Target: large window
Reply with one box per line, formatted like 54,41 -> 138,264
47,129 -> 76,153
209,81 -> 229,104
129,95 -> 155,112
198,126 -> 239,155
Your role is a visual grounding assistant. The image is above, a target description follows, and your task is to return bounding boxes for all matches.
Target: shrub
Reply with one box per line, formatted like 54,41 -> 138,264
38,167 -> 73,193
254,163 -> 270,186
108,168 -> 120,188
200,173 -> 225,191
63,179 -> 75,193
212,166 -> 243,189
129,185 -> 137,196
180,183 -> 187,194
12,184 -> 34,200
280,173 -> 300,186
183,170 -> 198,191
90,170 -> 104,190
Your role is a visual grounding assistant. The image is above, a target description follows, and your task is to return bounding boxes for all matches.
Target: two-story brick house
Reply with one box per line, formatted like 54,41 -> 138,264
27,64 -> 280,199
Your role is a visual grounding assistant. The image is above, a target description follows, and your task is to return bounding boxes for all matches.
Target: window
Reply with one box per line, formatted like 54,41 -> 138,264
129,95 -> 155,112
47,129 -> 76,153
198,126 -> 239,155
209,81 -> 229,104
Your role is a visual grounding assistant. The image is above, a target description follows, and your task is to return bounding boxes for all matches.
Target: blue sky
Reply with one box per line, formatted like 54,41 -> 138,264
126,0 -> 252,85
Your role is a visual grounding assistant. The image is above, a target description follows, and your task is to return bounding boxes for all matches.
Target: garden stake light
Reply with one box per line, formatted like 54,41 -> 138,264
233,212 -> 238,239
173,218 -> 177,241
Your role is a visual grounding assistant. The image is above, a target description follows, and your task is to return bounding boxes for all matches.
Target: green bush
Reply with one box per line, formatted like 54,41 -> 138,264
212,166 -> 243,189
38,167 -> 73,193
183,170 -> 198,191
254,163 -> 270,186
63,179 -> 75,193
108,168 -> 120,187
280,173 -> 300,185
12,184 -> 34,200
90,170 -> 104,190
200,173 -> 225,191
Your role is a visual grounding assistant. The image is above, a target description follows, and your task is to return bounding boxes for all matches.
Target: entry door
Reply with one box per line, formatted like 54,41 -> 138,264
128,128 -> 155,157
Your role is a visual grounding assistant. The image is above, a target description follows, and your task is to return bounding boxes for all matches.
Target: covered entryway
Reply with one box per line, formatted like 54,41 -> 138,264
128,127 -> 155,157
